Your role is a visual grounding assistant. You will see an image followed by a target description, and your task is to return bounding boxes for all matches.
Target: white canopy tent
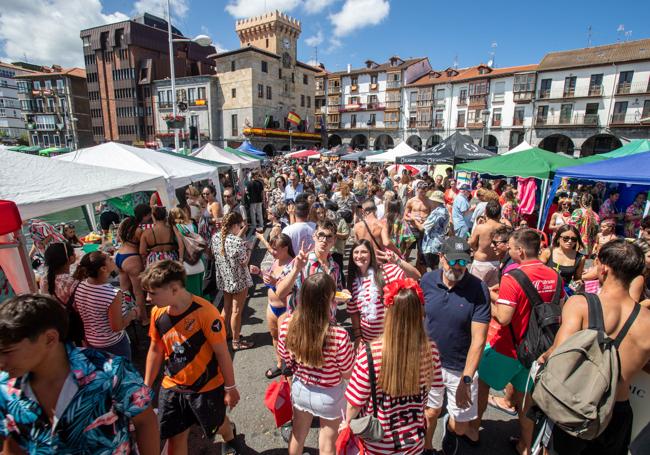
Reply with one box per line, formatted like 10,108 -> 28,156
191,143 -> 260,169
365,141 -> 418,163
56,142 -> 225,204
0,148 -> 167,219
503,140 -> 533,155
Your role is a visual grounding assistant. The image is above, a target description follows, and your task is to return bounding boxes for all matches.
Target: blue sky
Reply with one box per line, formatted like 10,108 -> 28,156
1,0 -> 649,70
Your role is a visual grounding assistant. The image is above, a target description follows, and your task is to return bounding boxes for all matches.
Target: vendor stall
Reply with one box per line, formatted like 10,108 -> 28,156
397,131 -> 495,165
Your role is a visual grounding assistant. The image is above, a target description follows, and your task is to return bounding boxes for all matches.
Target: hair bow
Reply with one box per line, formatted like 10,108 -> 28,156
383,278 -> 424,307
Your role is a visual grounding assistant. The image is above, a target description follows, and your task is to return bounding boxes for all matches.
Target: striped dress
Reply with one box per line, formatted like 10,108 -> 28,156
73,281 -> 124,348
277,315 -> 354,387
347,263 -> 405,342
345,340 -> 443,455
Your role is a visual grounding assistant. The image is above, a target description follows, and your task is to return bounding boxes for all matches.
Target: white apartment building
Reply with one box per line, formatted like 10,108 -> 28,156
402,39 -> 650,156
530,39 -> 650,155
315,56 -> 432,150
0,61 -> 35,141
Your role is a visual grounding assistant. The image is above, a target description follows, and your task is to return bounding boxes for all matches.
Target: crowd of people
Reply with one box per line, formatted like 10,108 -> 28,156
1,154 -> 650,455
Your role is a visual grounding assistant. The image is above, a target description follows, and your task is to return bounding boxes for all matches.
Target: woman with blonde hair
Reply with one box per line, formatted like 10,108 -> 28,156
278,273 -> 354,455
169,207 -> 205,296
332,181 -> 356,213
343,279 -> 443,455
211,211 -> 254,350
549,197 -> 572,234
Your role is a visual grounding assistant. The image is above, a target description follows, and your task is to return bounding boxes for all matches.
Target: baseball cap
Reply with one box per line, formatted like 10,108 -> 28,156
441,236 -> 472,262
429,190 -> 445,204
458,184 -> 471,192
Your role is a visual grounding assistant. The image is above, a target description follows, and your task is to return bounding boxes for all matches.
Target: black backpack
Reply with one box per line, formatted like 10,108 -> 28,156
507,268 -> 563,369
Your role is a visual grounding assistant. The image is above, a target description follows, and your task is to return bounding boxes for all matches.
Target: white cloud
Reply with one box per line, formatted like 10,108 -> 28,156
329,0 -> 389,37
306,59 -> 319,66
225,0 -> 302,18
0,0 -> 128,68
133,0 -> 189,19
305,30 -> 324,47
326,36 -> 342,53
303,0 -> 335,13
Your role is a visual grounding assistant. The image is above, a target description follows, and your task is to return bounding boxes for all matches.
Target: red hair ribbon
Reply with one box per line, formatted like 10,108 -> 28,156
383,278 -> 424,307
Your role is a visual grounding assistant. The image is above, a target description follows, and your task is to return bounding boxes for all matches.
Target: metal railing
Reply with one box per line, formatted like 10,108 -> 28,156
384,101 -> 401,110
386,80 -> 402,89
539,85 -> 604,99
327,85 -> 341,94
535,113 -> 601,127
610,112 -> 650,124
616,82 -> 650,95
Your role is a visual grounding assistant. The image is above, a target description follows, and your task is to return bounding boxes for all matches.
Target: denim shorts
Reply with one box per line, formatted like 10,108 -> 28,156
291,378 -> 346,420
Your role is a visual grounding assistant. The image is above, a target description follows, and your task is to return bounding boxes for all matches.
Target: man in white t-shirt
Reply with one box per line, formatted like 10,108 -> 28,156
282,200 -> 315,254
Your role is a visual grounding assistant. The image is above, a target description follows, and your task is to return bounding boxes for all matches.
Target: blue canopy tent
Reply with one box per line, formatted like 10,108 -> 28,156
541,151 -> 650,228
238,141 -> 266,158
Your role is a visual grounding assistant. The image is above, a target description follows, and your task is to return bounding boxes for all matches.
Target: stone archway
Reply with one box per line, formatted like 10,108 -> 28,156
351,133 -> 368,150
373,134 -> 394,151
580,133 -> 622,157
263,144 -> 276,156
328,134 -> 342,148
479,134 -> 499,153
426,134 -> 443,148
406,135 -> 422,151
539,134 -> 575,155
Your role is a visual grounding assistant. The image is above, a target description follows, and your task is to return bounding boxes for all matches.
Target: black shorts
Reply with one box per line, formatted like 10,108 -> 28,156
547,400 -> 633,455
158,386 -> 226,440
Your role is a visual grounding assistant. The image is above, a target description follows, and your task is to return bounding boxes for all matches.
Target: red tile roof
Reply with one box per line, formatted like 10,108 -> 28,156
406,63 -> 537,87
14,67 -> 86,79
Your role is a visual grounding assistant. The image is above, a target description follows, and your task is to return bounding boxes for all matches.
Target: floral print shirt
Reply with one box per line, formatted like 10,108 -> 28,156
0,343 -> 153,454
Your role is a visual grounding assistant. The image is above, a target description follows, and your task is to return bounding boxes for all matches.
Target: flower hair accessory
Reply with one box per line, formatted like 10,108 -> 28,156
383,278 -> 424,307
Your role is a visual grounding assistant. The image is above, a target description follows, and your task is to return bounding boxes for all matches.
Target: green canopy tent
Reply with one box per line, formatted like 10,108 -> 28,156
6,146 -> 23,152
224,146 -> 266,162
457,147 -> 602,228
23,146 -> 42,154
599,139 -> 650,158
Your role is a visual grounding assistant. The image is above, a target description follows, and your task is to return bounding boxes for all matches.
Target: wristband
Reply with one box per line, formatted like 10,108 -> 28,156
224,384 -> 237,391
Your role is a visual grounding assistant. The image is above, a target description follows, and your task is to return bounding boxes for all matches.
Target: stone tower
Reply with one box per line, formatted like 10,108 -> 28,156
235,10 -> 301,65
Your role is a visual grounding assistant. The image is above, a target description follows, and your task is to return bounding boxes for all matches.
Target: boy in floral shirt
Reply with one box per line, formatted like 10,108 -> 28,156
0,294 -> 159,454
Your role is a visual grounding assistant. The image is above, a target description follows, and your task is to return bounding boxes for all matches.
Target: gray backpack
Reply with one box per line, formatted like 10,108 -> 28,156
532,293 -> 640,440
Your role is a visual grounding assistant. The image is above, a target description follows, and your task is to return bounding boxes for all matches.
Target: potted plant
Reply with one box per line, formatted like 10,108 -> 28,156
163,113 -> 186,129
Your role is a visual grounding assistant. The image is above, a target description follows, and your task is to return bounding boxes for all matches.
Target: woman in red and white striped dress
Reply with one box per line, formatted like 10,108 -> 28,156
278,272 -> 354,455
347,239 -> 421,344
343,280 -> 443,455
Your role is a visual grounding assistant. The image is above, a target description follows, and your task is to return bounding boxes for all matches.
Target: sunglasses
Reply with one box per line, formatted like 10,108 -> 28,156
446,258 -> 468,267
560,236 -> 578,242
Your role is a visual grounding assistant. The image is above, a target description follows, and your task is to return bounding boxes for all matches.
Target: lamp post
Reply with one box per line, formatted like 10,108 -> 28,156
289,127 -> 293,151
166,0 -> 212,152
481,109 -> 490,150
366,119 -> 372,150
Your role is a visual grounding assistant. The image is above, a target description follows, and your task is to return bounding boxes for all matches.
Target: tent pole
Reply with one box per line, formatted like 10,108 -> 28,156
537,179 -> 549,230
83,203 -> 98,232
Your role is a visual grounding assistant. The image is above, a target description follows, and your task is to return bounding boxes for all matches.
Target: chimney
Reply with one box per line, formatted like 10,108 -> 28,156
347,63 -> 351,73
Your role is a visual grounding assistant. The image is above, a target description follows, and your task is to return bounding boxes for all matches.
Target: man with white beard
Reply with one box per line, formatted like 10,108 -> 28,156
420,237 -> 490,455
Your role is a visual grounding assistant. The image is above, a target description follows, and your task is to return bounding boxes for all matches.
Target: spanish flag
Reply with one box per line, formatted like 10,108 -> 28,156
287,111 -> 301,126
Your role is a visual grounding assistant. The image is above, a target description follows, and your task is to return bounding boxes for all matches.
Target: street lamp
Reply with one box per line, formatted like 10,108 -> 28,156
166,0 -> 212,152
366,119 -> 372,150
481,110 -> 490,150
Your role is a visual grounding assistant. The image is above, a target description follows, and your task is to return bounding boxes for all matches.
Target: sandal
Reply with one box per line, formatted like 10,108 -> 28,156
265,365 -> 282,379
488,394 -> 518,416
232,339 -> 255,351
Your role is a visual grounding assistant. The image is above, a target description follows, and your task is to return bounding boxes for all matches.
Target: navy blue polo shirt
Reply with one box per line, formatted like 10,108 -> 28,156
421,269 -> 491,371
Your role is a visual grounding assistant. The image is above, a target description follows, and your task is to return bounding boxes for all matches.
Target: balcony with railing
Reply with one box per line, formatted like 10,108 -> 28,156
433,119 -> 444,129
539,85 -> 603,99
409,101 -> 418,110
326,104 -> 340,113
384,100 -> 401,110
616,81 -> 650,95
457,96 -> 467,106
513,91 -> 534,103
534,113 -> 601,127
512,117 -> 525,127
386,80 -> 402,90
468,94 -> 487,108
416,120 -> 431,128
433,98 -> 446,107
327,120 -> 340,128
417,99 -> 432,108
384,120 -> 400,129
339,102 -> 385,112
315,88 -> 325,96
610,112 -> 650,125
327,85 -> 341,94
467,121 -> 484,129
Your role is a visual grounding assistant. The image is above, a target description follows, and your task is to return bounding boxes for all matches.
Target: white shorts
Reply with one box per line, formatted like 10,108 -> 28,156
427,368 -> 478,422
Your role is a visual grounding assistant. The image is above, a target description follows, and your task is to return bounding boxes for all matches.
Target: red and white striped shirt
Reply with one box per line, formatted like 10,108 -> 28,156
347,263 -> 405,342
278,314 -> 354,387
73,281 -> 124,348
345,340 -> 443,455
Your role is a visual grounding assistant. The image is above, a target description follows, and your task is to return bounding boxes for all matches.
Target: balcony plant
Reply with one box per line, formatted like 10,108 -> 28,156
163,113 -> 186,129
